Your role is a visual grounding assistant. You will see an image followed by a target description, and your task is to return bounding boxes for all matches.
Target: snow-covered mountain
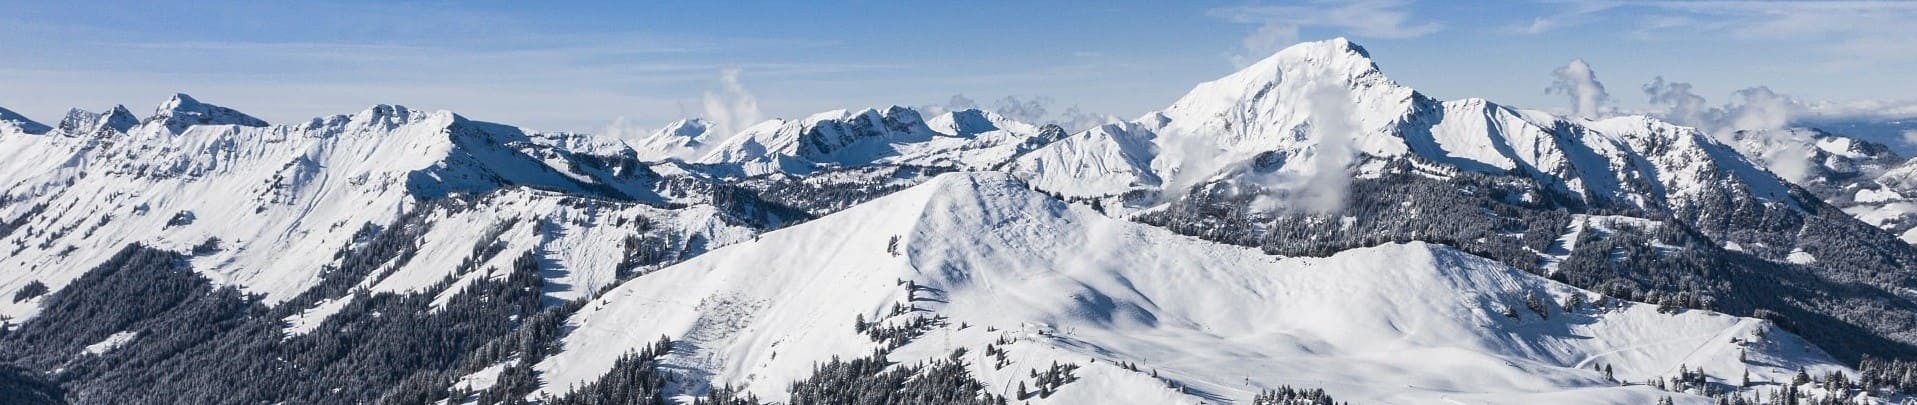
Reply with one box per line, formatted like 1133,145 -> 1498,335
1010,38 -> 1795,215
54,105 -> 140,137
629,118 -> 716,161
0,97 -> 781,322
668,106 -> 1061,176
1719,128 -> 1917,243
1855,160 -> 1917,242
534,172 -> 1848,404
2,38 -> 1916,405
146,93 -> 269,133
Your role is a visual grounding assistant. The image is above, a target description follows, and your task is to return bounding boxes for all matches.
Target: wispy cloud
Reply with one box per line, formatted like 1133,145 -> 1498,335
1209,0 -> 1442,65
702,68 -> 764,140
1623,1 -> 1917,68
1508,0 -> 1621,34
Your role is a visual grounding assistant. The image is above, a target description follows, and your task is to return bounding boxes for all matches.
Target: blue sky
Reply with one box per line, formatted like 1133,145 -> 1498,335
2,0 -> 1914,134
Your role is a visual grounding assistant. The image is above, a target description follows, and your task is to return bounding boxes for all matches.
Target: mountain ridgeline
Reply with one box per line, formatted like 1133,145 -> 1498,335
0,39 -> 1913,404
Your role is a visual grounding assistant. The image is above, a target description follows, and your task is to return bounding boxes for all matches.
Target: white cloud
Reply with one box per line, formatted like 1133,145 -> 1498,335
1294,79 -> 1360,214
701,68 -> 763,141
1903,130 -> 1917,147
1210,0 -> 1442,65
1798,99 -> 1917,121
1547,59 -> 1610,119
1641,76 -> 1813,182
1246,68 -> 1361,214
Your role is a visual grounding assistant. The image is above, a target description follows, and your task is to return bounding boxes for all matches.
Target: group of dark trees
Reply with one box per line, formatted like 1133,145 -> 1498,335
1250,386 -> 1339,405
1858,356 -> 1917,394
539,337 -> 677,405
737,165 -> 955,217
784,349 -> 1000,405
0,364 -> 63,405
9,280 -> 46,303
1017,361 -> 1078,400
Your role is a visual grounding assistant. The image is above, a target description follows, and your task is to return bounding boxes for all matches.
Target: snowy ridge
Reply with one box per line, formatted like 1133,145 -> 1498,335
56,105 -> 140,137
535,172 -> 1846,404
629,118 -> 715,161
0,106 -> 50,135
685,106 -> 1060,176
147,93 -> 269,133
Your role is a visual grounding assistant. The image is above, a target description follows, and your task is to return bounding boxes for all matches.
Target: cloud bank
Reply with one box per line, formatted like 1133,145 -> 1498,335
1642,77 -> 1808,182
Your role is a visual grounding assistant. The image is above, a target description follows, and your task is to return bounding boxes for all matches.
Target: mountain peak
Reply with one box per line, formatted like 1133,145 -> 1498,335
1236,37 -> 1378,84
629,118 -> 715,160
836,105 -> 925,129
658,118 -> 710,138
1140,37 -> 1412,177
1162,38 -> 1396,127
926,109 -> 1003,137
157,93 -> 199,111
350,104 -> 426,127
1281,37 -> 1369,59
148,93 -> 269,132
55,105 -> 140,136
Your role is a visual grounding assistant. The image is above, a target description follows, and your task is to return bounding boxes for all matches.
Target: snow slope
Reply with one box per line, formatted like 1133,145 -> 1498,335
535,172 -> 1846,404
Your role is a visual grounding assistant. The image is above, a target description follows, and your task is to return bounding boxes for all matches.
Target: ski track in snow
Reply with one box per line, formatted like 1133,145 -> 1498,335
1570,319 -> 1745,370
